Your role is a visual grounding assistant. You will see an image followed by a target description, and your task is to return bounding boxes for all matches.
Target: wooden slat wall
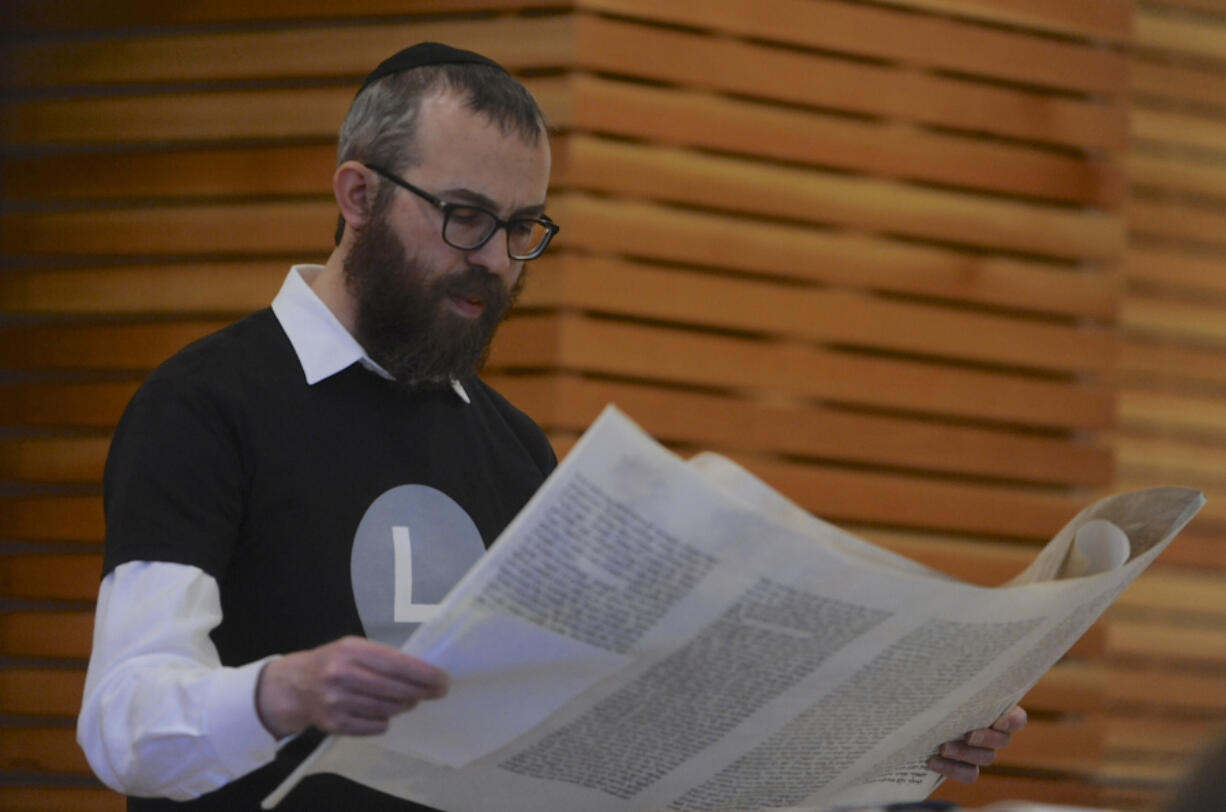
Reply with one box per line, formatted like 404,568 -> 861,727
3,1 -> 1213,809
1107,1 -> 1226,809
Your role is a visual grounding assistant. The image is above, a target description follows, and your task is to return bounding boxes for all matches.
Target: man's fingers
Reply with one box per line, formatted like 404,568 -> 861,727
336,636 -> 449,696
927,755 -> 980,784
993,705 -> 1028,733
965,726 -> 1011,749
939,740 -> 997,767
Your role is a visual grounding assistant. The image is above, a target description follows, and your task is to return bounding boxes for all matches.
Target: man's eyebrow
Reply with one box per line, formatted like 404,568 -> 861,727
440,187 -> 548,217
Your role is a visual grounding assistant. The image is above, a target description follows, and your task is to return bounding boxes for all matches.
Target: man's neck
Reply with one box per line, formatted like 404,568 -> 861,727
309,250 -> 360,337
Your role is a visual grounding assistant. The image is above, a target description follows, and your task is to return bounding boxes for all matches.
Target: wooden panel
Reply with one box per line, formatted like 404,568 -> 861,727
0,786 -> 123,812
573,16 -> 1126,150
1132,60 -> 1226,111
492,316 -> 1114,430
0,77 -> 570,146
0,381 -> 140,428
1126,246 -> 1226,296
1108,619 -> 1226,666
935,772 -> 1102,806
0,727 -> 91,774
0,0 -> 562,30
1123,298 -> 1226,346
566,76 -> 1122,206
0,612 -> 94,659
0,496 -> 105,544
0,555 -> 104,602
560,136 -> 1125,262
0,669 -> 85,717
877,0 -> 1131,39
1129,198 -> 1226,249
0,16 -> 576,87
0,321 -> 230,371
1107,671 -> 1226,713
0,436 -> 111,484
1133,107 -> 1226,155
579,0 -> 1129,95
1136,6 -> 1226,62
527,257 -> 1114,374
555,195 -> 1118,320
0,262 -> 287,316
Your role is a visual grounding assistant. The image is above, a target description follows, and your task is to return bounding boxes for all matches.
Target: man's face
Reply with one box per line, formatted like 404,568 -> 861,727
343,91 -> 552,389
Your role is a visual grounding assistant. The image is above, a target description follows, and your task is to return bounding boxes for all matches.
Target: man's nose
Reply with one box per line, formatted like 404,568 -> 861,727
467,227 -> 519,288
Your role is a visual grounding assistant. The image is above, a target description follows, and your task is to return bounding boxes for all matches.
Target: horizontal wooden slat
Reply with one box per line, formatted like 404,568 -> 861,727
557,195 -> 1118,320
0,321 -> 229,371
0,786 -> 123,812
0,496 -> 104,544
1132,60 -> 1226,112
935,772 -> 1102,807
526,257 -> 1114,374
0,612 -> 94,659
1136,6 -> 1226,61
492,315 -> 1114,430
0,436 -> 111,484
561,136 -> 1125,262
573,16 -> 1127,150
1133,107 -> 1226,156
489,374 -> 1112,486
1119,338 -> 1226,387
1129,151 -> 1226,203
880,0 -> 1131,39
1108,618 -> 1226,665
1123,297 -> 1226,346
1126,245 -> 1226,296
1116,566 -> 1226,615
724,453 -> 1085,540
1107,670 -> 1226,713
1,145 -> 335,201
0,727 -> 90,774
1129,197 -> 1226,249
1117,436 -> 1226,489
0,77 -> 570,146
0,554 -> 103,601
0,15 -> 575,88
580,0 -> 1128,95
566,76 -> 1120,206
0,381 -> 140,428
0,668 -> 85,717
0,262 -> 287,315
0,0 -> 561,30
1121,391 -> 1226,441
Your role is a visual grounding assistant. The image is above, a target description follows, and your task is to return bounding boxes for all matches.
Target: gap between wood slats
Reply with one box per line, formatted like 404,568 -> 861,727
0,15 -> 576,88
487,374 -> 1111,486
558,135 -> 1125,262
572,15 -> 1127,151
0,0 -> 564,30
578,0 -> 1128,95
491,315 -> 1114,430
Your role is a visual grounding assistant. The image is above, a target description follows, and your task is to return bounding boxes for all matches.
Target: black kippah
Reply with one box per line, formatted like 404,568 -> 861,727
358,41 -> 509,94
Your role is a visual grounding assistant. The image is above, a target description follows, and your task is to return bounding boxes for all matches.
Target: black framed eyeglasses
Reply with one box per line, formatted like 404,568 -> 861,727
364,163 -> 559,261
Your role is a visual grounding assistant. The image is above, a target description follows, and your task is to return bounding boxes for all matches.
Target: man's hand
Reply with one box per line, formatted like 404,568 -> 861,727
255,636 -> 449,739
927,705 -> 1028,784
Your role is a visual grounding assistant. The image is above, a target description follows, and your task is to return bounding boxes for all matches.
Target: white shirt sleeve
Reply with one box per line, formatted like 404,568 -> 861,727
77,560 -> 281,800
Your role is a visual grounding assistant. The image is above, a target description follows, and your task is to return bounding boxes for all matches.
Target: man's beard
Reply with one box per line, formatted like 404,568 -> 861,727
342,208 -> 520,390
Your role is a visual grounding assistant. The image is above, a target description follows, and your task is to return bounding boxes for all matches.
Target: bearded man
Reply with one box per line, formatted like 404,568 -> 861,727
77,42 -> 1023,812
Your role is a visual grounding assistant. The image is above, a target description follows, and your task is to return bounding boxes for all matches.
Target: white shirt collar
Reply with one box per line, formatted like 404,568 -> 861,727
270,264 -> 470,404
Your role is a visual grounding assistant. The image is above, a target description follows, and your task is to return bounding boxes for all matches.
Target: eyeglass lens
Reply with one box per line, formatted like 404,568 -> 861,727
444,207 -> 551,259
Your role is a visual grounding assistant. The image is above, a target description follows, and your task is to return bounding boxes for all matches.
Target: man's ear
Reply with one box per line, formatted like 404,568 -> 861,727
333,161 -> 376,233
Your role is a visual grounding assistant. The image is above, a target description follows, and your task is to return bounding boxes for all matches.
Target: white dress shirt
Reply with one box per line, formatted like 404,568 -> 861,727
77,265 -> 467,799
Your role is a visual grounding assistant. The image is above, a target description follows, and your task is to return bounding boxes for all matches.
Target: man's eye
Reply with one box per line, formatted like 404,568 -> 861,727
510,220 -> 537,237
450,208 -> 486,225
